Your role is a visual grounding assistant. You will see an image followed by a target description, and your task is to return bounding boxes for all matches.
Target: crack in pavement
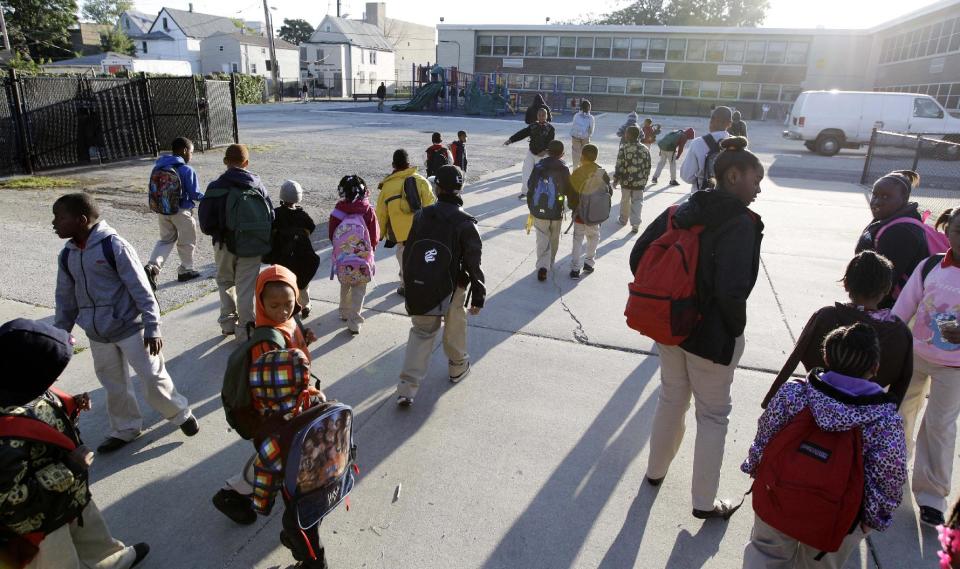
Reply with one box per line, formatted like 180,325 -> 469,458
760,255 -> 797,344
552,272 -> 590,345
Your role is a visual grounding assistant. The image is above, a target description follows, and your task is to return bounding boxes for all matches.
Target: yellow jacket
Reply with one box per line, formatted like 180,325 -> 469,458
376,167 -> 436,243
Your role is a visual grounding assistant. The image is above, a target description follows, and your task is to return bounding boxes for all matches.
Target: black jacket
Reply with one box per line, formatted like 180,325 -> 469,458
376,84 -> 386,99
630,190 -> 764,365
727,120 -> 748,137
265,206 -> 319,290
524,94 -> 553,124
509,122 -> 556,155
450,140 -> 468,171
855,202 -> 928,308
198,167 -> 274,246
404,193 -> 486,308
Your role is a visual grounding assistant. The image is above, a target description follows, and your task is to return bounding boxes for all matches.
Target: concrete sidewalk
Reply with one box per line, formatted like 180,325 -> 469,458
4,160 -> 945,569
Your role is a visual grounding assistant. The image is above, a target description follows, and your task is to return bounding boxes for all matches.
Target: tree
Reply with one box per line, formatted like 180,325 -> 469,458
592,0 -> 768,27
278,18 -> 314,46
4,0 -> 79,61
82,0 -> 133,25
100,28 -> 135,55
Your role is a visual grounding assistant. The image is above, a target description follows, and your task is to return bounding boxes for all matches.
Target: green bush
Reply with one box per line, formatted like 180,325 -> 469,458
206,72 -> 265,105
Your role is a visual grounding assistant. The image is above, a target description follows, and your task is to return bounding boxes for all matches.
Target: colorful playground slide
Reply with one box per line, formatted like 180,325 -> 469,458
391,81 -> 444,112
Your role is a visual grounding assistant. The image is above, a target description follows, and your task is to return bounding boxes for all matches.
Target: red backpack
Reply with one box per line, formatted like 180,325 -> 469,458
625,206 -> 704,345
752,408 -> 864,554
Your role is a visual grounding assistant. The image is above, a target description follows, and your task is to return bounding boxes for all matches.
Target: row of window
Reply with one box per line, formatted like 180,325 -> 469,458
475,35 -> 810,65
298,47 -> 376,64
876,83 -> 960,110
486,73 -> 800,102
879,18 -> 960,65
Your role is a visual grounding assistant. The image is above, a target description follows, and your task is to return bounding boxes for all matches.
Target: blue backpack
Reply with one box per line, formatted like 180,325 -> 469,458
528,164 -> 566,220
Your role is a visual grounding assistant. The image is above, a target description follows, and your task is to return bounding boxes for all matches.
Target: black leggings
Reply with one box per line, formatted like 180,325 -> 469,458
281,501 -> 327,568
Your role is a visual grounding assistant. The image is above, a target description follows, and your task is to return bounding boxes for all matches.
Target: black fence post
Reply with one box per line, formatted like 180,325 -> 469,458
229,73 -> 239,143
912,134 -> 922,173
193,77 -> 206,152
140,72 -> 160,157
861,128 -> 878,186
8,69 -> 32,174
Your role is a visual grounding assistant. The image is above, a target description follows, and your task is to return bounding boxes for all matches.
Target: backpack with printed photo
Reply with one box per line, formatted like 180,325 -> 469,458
528,163 -> 566,220
330,210 -> 375,286
148,166 -> 182,215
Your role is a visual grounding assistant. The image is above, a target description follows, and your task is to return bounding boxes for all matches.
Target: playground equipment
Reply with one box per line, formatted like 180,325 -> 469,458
464,72 -> 512,116
392,81 -> 445,112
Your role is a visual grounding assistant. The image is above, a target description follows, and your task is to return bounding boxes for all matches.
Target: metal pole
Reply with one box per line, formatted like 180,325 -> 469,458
140,72 -> 160,156
0,2 -> 10,51
8,69 -> 32,173
912,134 -> 922,173
229,73 -> 239,143
861,128 -> 877,186
263,0 -> 280,102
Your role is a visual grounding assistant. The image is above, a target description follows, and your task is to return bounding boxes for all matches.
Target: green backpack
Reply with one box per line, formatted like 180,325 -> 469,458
221,326 -> 285,440
206,185 -> 273,257
657,129 -> 684,152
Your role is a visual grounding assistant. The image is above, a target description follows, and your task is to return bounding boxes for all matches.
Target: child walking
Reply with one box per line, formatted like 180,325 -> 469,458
763,251 -> 913,408
396,165 -> 485,407
651,128 -> 695,186
567,143 -> 610,279
614,125 -> 651,233
0,318 -> 150,569
53,193 -> 198,455
144,136 -> 203,290
892,206 -> 960,526
265,180 -> 319,319
742,323 -> 906,569
569,99 -> 595,167
329,175 -> 380,334
527,140 -> 572,282
449,130 -> 468,173
199,144 -> 274,340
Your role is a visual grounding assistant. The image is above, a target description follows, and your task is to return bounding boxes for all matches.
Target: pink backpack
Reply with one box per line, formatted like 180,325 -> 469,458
330,210 -> 374,286
876,210 -> 950,256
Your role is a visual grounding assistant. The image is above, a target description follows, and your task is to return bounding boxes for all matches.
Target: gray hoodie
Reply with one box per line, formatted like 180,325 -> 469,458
55,221 -> 161,342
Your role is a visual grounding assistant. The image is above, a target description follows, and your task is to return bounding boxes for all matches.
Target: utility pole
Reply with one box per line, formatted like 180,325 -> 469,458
0,2 -> 10,51
337,0 -> 341,17
262,0 -> 281,102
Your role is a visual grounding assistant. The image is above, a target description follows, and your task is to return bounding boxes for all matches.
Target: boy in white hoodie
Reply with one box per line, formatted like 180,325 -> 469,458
569,99 -> 595,167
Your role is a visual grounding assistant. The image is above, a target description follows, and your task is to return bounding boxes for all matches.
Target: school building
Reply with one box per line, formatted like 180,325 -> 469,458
436,0 -> 960,119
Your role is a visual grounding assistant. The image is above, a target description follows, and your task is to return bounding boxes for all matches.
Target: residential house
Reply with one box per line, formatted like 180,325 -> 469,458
362,2 -> 436,80
69,23 -> 112,56
136,7 -> 245,73
200,32 -> 300,79
117,10 -> 153,39
302,16 -> 396,96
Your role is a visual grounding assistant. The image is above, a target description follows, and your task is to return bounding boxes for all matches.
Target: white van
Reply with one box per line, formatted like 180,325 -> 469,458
783,90 -> 960,155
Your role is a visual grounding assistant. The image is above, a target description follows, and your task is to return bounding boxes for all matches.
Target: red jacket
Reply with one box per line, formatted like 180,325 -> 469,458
329,198 -> 380,248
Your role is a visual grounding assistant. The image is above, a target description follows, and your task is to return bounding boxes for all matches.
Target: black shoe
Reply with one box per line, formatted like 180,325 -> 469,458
569,269 -> 580,280
645,476 -> 664,487
669,180 -> 680,186
300,307 -> 311,319
130,543 -> 150,568
920,505 -> 946,527
177,270 -> 201,282
582,263 -> 595,274
212,489 -> 257,525
179,416 -> 199,436
537,268 -> 548,282
692,499 -> 741,520
396,287 -> 405,297
397,396 -> 413,407
144,265 -> 159,292
651,177 -> 658,184
97,436 -> 132,454
518,193 -> 526,201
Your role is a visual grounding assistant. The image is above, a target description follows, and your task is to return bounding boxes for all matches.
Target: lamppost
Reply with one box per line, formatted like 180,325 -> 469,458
439,40 -> 461,69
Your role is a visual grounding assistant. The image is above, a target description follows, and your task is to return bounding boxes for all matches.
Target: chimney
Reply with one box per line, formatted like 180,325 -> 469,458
189,3 -> 193,12
365,2 -> 386,27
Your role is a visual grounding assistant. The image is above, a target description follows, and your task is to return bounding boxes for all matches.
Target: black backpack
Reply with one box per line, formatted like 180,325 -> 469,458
403,208 -> 460,315
426,147 -> 451,177
698,134 -> 722,190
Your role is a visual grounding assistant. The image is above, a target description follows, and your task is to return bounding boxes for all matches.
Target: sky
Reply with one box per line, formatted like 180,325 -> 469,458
128,0 -> 943,31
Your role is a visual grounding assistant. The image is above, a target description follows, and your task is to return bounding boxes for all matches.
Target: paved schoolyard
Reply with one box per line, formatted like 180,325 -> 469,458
0,103 -> 948,568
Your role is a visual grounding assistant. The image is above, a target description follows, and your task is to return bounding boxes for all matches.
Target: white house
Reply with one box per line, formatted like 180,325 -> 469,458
200,33 -> 300,79
302,16 -> 396,96
117,9 -> 153,39
361,2 -> 436,81
136,7 -> 244,74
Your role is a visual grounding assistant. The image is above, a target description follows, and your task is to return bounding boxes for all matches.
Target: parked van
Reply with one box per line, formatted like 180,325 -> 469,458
783,90 -> 960,156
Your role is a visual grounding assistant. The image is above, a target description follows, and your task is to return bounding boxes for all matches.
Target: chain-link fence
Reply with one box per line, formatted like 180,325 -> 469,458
861,129 -> 960,214
0,71 -> 240,176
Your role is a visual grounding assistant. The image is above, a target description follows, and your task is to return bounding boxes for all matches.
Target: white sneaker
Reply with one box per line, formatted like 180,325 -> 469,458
450,362 -> 471,383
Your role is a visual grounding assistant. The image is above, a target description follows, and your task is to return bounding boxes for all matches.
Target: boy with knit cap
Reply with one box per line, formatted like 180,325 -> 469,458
265,180 -> 319,318
567,144 -> 610,279
199,144 -> 274,340
0,318 -> 150,569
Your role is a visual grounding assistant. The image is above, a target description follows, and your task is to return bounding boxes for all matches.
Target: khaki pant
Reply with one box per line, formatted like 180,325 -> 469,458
653,149 -> 677,183
899,354 -> 960,512
521,150 -> 546,196
148,209 -> 198,274
571,222 -> 600,271
214,244 -> 261,339
397,287 -> 469,399
647,336 -> 745,511
533,218 -> 562,271
27,499 -> 138,569
395,242 -> 406,285
742,513 -> 866,569
619,188 -> 644,229
571,137 -> 589,167
339,282 -> 367,332
89,329 -> 192,441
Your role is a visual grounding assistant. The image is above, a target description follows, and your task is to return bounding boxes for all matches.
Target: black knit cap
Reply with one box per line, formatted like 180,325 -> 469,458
0,319 -> 74,406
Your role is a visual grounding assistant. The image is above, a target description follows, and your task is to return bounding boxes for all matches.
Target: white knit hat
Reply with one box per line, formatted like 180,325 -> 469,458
279,180 -> 303,204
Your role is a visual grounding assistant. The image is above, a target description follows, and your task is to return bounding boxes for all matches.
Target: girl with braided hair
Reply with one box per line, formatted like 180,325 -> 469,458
892,205 -> 960,527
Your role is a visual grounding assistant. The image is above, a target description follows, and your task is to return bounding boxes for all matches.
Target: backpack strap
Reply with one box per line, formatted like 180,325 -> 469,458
59,248 -> 72,282
0,415 -> 77,451
922,254 -> 945,283
330,209 -> 347,221
58,235 -> 117,282
702,133 -> 721,153
250,326 -> 286,349
875,217 -> 925,243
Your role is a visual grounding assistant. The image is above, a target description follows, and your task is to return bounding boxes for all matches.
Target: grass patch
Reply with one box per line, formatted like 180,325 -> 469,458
0,176 -> 81,190
245,143 -> 278,153
73,345 -> 87,355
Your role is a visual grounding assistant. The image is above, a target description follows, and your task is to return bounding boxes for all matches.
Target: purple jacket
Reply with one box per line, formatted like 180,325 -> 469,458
742,371 -> 906,531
